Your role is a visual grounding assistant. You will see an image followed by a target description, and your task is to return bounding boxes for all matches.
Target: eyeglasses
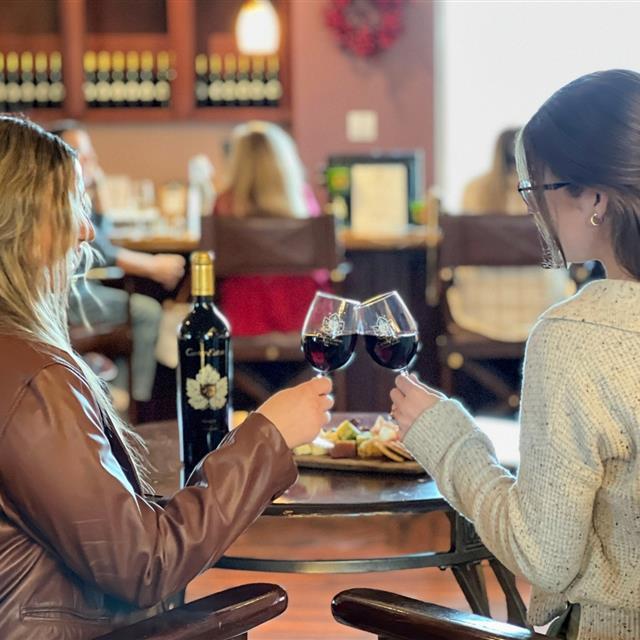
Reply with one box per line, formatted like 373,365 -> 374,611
517,180 -> 572,212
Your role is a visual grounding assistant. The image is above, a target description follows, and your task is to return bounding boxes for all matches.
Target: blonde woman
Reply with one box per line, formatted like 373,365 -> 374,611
214,121 -> 327,336
0,115 -> 332,639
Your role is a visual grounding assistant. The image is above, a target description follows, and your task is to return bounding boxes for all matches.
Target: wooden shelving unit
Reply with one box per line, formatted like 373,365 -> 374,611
2,0 -> 291,124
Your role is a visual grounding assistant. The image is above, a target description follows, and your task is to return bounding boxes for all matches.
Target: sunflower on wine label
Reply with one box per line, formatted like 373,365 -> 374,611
186,364 -> 228,411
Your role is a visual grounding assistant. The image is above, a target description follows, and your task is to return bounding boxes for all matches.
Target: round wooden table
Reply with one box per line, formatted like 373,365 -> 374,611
136,419 -> 527,624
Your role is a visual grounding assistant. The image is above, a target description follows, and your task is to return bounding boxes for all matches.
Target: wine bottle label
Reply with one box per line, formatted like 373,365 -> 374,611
83,81 -> 97,103
35,81 -> 49,104
265,78 -> 283,102
125,80 -> 140,102
140,80 -> 155,103
221,80 -> 236,103
185,362 -> 228,411
236,78 -> 251,102
20,81 -> 35,103
250,79 -> 265,102
112,80 -> 127,103
208,79 -> 224,102
154,79 -> 170,103
96,80 -> 110,102
195,80 -> 208,103
6,82 -> 20,104
49,82 -> 65,103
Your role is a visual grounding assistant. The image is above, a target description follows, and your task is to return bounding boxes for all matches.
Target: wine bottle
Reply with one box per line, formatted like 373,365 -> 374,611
0,53 -> 7,112
177,251 -> 232,483
236,54 -> 251,107
154,51 -> 171,107
194,53 -> 208,107
83,50 -> 98,107
222,53 -> 237,107
139,50 -> 155,107
265,54 -> 283,107
5,52 -> 20,111
208,53 -> 224,107
95,50 -> 111,108
48,51 -> 65,107
19,51 -> 35,109
249,55 -> 266,106
125,50 -> 141,107
111,50 -> 126,107
34,52 -> 49,108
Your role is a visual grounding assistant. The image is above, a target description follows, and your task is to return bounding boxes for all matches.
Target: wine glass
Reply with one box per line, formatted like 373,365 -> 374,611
301,292 -> 359,376
359,291 -> 420,375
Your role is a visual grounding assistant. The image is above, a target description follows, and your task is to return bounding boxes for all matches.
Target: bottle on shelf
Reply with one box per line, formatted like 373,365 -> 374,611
265,54 -> 283,107
235,54 -> 251,107
19,51 -> 35,109
111,50 -> 126,107
48,51 -> 65,108
208,53 -> 224,107
95,50 -> 111,108
194,53 -> 208,107
177,251 -> 232,484
249,55 -> 266,106
5,52 -> 21,111
34,52 -> 50,108
222,53 -> 237,107
82,50 -> 98,107
154,51 -> 172,108
125,50 -> 141,107
139,50 -> 155,108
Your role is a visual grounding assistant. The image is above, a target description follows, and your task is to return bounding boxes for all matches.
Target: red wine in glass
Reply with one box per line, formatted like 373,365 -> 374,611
302,333 -> 357,374
364,333 -> 419,371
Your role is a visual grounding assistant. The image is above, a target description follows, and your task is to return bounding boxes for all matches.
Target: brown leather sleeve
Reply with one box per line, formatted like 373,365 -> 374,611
0,364 -> 297,609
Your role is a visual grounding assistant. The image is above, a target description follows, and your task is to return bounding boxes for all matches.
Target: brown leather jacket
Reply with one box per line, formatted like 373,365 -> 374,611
0,336 -> 297,639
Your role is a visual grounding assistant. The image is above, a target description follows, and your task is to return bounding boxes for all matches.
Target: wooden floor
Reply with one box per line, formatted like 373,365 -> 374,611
186,511 -> 531,639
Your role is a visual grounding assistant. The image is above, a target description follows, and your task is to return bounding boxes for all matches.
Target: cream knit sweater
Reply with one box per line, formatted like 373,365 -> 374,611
405,279 -> 640,639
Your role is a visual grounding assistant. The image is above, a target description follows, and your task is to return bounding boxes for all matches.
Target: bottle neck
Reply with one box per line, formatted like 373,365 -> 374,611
191,263 -> 215,298
192,295 -> 214,307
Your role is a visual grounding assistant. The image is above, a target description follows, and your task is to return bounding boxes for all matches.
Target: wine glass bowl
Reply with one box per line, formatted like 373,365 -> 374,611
359,291 -> 420,374
301,293 -> 359,375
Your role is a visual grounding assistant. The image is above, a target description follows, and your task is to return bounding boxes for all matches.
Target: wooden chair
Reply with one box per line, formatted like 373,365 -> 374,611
94,582 -> 287,639
69,267 -> 137,423
200,215 -> 345,408
332,588 -> 547,640
435,214 -> 546,413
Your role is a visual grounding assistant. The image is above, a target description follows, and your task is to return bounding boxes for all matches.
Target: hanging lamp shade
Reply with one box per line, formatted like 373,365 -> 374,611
235,0 -> 281,55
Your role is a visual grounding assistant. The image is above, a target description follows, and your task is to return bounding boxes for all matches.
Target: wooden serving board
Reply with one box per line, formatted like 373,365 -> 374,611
294,455 -> 426,476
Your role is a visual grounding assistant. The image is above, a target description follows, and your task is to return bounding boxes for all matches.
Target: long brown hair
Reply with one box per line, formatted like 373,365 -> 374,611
0,116 -> 146,476
517,69 -> 640,276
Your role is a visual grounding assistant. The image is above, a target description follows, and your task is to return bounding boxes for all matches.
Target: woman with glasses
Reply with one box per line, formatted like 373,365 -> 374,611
391,69 -> 640,639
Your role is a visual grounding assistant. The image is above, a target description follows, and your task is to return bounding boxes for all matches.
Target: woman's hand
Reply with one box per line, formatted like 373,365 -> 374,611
390,374 -> 446,439
257,377 -> 334,449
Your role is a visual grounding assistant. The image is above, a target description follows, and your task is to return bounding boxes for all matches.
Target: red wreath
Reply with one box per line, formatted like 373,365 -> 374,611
325,0 -> 406,58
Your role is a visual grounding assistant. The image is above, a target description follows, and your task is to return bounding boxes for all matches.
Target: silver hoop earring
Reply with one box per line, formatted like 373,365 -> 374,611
590,211 -> 603,227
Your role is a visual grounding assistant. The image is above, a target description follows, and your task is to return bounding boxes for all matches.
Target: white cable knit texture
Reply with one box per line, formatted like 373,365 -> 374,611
405,279 -> 640,639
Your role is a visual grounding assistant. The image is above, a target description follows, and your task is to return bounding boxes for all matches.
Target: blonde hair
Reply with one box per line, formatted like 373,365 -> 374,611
0,116 -> 146,477
226,121 -> 308,218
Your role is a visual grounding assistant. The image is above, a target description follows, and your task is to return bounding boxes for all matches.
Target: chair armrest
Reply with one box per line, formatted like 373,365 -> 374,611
95,583 -> 287,640
332,588 -> 546,640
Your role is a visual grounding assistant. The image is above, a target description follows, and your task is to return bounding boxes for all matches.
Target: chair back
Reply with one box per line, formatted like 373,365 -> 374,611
200,214 -> 340,277
439,213 -> 543,269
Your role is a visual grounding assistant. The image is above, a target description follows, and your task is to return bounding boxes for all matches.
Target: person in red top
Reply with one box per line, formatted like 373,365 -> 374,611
213,121 -> 330,336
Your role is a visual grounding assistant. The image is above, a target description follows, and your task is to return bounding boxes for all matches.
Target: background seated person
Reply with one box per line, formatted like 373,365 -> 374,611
449,127 -> 575,344
213,121 -> 330,336
51,121 -> 186,403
